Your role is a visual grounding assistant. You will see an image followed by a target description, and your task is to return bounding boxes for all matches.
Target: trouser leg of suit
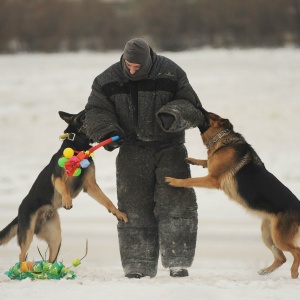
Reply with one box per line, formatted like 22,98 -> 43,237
116,144 -> 198,277
116,145 -> 159,277
154,144 -> 198,268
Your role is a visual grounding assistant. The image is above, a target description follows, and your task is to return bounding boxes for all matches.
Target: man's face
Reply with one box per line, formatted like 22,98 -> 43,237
125,60 -> 141,75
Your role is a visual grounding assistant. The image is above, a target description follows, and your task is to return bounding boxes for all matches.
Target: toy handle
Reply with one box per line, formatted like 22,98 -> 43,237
89,136 -> 120,153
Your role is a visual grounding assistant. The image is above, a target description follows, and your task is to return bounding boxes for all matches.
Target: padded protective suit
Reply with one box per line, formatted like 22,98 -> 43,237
85,49 -> 206,277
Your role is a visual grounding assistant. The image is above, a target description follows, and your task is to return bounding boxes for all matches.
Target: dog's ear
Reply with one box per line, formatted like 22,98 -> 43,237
221,118 -> 233,130
74,110 -> 86,123
59,111 -> 74,124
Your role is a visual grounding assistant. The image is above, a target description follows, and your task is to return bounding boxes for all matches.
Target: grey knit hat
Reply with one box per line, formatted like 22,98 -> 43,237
123,38 -> 152,81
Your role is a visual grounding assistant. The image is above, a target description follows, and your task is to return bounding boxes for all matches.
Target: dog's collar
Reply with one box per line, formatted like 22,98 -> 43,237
205,129 -> 231,149
59,132 -> 92,148
59,133 -> 76,141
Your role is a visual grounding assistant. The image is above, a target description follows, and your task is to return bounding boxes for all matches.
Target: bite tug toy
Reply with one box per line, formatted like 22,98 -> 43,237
5,240 -> 88,280
58,136 -> 120,176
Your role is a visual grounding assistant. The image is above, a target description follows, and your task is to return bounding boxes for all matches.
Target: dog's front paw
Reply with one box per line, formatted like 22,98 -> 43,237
63,204 -> 73,210
165,177 -> 181,187
115,210 -> 128,223
62,198 -> 73,210
185,157 -> 207,168
109,207 -> 128,223
185,157 -> 197,165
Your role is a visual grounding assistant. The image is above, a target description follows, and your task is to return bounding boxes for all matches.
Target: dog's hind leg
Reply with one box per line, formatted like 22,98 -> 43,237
259,218 -> 286,275
37,210 -> 62,262
272,213 -> 300,279
18,215 -> 37,262
19,232 -> 34,262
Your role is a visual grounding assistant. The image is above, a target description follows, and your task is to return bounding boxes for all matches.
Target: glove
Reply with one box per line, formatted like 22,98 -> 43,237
100,130 -> 125,152
159,113 -> 175,130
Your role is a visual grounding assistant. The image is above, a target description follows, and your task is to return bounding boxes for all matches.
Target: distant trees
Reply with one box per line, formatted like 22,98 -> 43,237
0,0 -> 299,53
136,0 -> 300,50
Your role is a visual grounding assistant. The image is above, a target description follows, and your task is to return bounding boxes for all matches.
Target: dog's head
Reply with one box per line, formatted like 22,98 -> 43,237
59,110 -> 88,137
207,112 -> 233,131
201,112 -> 234,143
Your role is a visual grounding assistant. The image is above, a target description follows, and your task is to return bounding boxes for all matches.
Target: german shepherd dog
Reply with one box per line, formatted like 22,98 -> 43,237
166,112 -> 300,279
0,110 -> 128,263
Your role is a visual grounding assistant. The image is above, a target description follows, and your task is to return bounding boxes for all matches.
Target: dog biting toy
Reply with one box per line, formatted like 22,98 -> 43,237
5,240 -> 89,280
58,136 -> 120,176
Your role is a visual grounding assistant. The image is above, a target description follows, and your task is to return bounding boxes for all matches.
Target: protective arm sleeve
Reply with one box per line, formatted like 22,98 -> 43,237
156,69 -> 206,132
85,78 -> 125,143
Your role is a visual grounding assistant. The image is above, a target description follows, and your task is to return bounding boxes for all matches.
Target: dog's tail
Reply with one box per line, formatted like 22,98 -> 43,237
0,217 -> 18,245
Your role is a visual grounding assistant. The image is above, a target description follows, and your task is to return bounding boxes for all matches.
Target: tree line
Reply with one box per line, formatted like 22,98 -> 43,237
0,0 -> 299,53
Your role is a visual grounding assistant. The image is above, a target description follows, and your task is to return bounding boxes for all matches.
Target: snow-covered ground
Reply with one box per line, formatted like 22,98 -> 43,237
0,49 -> 300,300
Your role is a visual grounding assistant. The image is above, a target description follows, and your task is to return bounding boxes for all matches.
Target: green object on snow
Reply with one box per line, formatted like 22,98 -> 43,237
4,260 -> 77,280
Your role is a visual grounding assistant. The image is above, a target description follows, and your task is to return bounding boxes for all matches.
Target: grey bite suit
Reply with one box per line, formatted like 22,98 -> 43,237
85,49 -> 206,277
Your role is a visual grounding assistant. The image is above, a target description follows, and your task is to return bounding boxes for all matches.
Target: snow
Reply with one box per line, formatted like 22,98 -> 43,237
0,48 -> 300,300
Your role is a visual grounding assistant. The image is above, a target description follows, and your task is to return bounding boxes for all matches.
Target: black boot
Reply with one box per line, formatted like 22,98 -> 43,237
125,273 -> 144,279
170,268 -> 189,277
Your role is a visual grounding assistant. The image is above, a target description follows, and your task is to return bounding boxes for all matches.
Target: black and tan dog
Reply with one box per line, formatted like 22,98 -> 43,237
166,112 -> 300,279
0,110 -> 127,263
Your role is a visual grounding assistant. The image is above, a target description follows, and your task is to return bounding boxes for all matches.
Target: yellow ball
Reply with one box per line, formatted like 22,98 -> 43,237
63,148 -> 74,158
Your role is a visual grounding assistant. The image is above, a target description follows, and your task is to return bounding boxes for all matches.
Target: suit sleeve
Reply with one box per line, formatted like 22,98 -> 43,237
156,67 -> 206,132
85,77 -> 124,142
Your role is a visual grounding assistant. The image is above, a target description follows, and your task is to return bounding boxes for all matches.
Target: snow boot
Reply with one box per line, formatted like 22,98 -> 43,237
125,273 -> 144,279
170,268 -> 189,277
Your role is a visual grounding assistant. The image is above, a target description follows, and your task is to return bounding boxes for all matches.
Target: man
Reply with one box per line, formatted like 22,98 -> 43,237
85,38 -> 207,278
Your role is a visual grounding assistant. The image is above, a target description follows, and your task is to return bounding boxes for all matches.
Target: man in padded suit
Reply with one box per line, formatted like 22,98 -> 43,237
85,38 -> 207,278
